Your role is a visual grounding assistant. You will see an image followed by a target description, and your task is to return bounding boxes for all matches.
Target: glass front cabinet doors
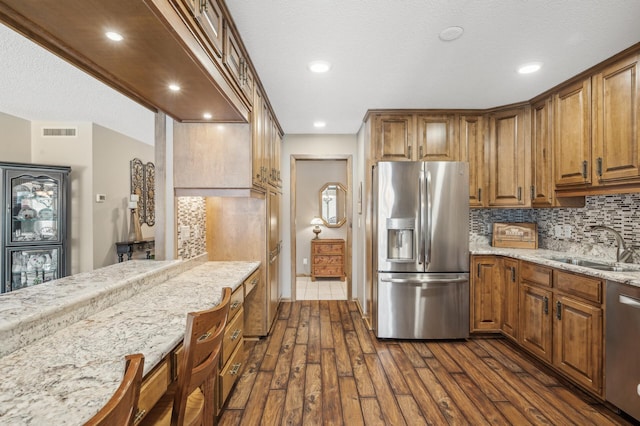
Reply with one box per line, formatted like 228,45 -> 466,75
1,162 -> 71,293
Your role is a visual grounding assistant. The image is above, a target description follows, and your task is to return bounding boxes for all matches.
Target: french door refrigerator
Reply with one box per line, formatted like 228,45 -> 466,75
372,161 -> 469,339
1,162 -> 71,293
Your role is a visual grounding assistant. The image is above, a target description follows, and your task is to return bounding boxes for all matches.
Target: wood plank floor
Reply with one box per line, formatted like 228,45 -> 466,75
220,301 -> 636,425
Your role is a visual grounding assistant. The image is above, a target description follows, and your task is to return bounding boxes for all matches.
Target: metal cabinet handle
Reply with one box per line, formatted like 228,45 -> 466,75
597,157 -> 603,177
134,409 -> 147,424
477,263 -> 481,278
511,266 -> 516,282
582,160 -> 588,178
556,301 -> 562,320
419,145 -> 423,158
408,145 -> 412,159
230,329 -> 241,341
543,296 -> 548,315
517,186 -> 522,201
478,188 -> 482,202
230,301 -> 241,310
230,363 -> 242,375
530,185 -> 535,201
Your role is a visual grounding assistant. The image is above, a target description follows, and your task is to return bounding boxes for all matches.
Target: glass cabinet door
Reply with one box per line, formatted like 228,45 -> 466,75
9,171 -> 63,245
6,246 -> 62,292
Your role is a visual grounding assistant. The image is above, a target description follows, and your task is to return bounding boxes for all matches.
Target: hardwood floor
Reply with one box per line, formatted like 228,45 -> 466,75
220,301 -> 635,425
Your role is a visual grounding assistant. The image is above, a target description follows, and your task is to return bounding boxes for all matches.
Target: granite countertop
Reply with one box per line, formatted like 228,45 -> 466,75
470,243 -> 640,288
0,260 -> 260,425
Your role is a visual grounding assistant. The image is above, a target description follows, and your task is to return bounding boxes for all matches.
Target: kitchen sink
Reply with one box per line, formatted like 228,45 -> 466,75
545,256 -> 640,272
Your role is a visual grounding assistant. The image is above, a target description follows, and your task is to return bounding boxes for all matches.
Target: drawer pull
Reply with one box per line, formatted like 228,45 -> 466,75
556,301 -> 562,320
230,363 -> 242,376
230,329 -> 241,341
230,301 -> 241,310
197,331 -> 211,342
543,296 -> 548,315
250,278 -> 258,285
134,409 -> 146,424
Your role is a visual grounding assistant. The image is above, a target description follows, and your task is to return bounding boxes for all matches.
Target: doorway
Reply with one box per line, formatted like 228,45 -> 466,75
290,155 -> 352,301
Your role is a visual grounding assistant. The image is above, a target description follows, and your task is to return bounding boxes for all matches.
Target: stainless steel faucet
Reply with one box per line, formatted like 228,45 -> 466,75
587,225 -> 634,263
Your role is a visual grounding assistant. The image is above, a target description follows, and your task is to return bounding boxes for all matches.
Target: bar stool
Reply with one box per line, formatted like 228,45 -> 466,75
140,287 -> 231,426
85,353 -> 145,426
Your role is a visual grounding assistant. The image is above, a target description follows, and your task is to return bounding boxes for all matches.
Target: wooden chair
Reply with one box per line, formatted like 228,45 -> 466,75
140,287 -> 231,426
85,353 -> 145,426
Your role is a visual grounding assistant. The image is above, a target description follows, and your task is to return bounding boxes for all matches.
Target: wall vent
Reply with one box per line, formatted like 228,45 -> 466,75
41,127 -> 78,137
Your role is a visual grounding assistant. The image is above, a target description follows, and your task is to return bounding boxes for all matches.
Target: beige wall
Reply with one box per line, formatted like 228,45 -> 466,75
92,124 -> 154,268
295,160 -> 347,274
0,111 -> 31,162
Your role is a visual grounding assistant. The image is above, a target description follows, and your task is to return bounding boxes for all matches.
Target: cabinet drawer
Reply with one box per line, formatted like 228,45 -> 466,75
313,243 -> 344,255
229,286 -> 244,321
520,262 -> 552,287
554,270 -> 602,304
313,265 -> 343,276
222,308 -> 243,366
138,358 -> 170,421
219,343 -> 244,407
244,269 -> 259,298
313,255 -> 343,265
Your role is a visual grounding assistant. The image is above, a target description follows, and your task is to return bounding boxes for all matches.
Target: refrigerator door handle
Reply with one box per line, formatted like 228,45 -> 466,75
425,170 -> 432,265
380,277 -> 468,284
418,168 -> 425,265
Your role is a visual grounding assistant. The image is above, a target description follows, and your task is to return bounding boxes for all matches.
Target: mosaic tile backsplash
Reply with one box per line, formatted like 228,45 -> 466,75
470,194 -> 640,263
176,196 -> 207,260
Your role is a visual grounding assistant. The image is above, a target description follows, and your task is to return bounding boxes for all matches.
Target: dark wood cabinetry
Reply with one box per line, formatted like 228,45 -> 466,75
500,258 -> 519,340
470,256 -> 501,332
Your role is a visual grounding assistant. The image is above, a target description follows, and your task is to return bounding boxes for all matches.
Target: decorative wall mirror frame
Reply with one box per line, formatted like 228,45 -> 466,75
319,182 -> 347,228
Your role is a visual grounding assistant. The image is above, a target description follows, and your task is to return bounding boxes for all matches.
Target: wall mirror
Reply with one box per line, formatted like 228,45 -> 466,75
319,182 -> 347,227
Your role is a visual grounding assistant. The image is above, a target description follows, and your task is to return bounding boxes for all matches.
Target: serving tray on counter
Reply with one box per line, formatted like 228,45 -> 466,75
492,222 -> 538,249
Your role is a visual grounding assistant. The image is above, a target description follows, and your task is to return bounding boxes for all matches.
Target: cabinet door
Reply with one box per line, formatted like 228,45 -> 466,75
593,54 -> 640,183
252,89 -> 265,188
223,24 -> 245,91
553,295 -> 603,395
519,282 -> 552,363
375,114 -> 415,161
460,115 -> 485,207
501,258 -> 519,340
488,107 -> 529,207
197,0 -> 224,57
416,114 -> 458,161
470,256 -> 501,332
554,78 -> 592,186
531,97 -> 555,207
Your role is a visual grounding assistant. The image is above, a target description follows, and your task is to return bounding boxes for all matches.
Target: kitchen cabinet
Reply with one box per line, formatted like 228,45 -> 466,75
374,113 -> 415,161
267,190 -> 281,329
460,115 -> 486,207
487,106 -> 530,207
197,0 -> 224,58
415,114 -> 458,161
552,270 -> 603,395
531,97 -> 555,207
252,88 -> 266,187
251,89 -> 283,190
500,258 -> 519,340
554,78 -> 592,187
1,162 -> 71,293
592,53 -> 640,184
224,23 -> 254,104
311,239 -> 346,281
518,262 -> 553,363
470,256 -> 501,332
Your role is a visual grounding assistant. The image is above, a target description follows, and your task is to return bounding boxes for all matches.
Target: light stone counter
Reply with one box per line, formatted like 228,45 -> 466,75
0,260 -> 260,425
470,243 -> 640,288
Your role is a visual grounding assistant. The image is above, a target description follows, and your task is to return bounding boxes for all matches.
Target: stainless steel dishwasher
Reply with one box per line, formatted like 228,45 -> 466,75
606,281 -> 640,422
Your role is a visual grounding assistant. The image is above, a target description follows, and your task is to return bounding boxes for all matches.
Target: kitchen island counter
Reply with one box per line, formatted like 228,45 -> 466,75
0,259 -> 259,425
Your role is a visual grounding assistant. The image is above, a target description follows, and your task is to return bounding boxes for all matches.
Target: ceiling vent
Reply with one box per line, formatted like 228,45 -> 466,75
41,127 -> 77,137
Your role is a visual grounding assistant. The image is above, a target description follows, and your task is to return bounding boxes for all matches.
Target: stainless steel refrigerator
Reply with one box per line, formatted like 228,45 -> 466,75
372,161 -> 469,339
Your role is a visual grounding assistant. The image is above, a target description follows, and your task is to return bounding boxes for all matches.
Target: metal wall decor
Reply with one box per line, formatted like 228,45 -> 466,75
130,158 -> 156,226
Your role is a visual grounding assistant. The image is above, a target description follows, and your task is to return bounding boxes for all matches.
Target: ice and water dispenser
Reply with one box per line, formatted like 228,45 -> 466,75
386,218 -> 415,261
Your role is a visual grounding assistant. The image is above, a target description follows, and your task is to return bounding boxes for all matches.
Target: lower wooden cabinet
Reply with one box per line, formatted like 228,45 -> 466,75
311,239 -> 345,281
470,255 -> 605,398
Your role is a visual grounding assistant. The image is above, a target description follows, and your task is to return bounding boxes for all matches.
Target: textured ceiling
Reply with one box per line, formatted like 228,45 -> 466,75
226,0 -> 640,134
1,2 -> 640,141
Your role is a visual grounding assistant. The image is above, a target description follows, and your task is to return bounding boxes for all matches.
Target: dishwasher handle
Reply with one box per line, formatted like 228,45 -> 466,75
619,294 -> 640,309
380,277 -> 468,285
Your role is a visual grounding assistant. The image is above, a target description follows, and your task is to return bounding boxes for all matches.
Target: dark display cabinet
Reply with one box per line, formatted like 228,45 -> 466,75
1,162 -> 71,293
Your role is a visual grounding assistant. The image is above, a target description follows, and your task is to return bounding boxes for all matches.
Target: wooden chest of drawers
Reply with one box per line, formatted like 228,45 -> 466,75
311,239 -> 345,281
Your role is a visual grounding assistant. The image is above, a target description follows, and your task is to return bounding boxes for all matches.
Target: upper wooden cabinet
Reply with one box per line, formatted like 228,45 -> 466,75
487,107 -> 530,207
195,0 -> 224,58
224,23 -> 254,104
592,53 -> 640,184
460,115 -> 486,207
554,78 -> 593,187
252,88 -> 282,191
531,97 -> 555,207
415,114 -> 458,161
374,113 -> 415,161
373,112 -> 459,162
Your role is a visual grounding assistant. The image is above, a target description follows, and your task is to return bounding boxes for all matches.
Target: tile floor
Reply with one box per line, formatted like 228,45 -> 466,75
295,276 -> 347,300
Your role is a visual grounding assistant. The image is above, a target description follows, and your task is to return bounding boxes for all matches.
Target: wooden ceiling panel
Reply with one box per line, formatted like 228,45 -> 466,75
0,0 -> 246,122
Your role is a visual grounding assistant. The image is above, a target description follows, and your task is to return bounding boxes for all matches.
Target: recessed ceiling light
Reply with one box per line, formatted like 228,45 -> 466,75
518,62 -> 543,74
313,121 -> 326,128
439,26 -> 464,42
308,61 -> 332,73
168,84 -> 181,92
105,31 -> 123,42
203,113 -> 212,120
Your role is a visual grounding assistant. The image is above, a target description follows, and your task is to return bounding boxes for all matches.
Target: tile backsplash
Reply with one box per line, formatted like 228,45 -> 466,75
470,194 -> 640,263
176,196 -> 207,260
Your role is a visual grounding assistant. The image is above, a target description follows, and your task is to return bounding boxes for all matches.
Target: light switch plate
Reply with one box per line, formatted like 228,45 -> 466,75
95,194 -> 106,203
